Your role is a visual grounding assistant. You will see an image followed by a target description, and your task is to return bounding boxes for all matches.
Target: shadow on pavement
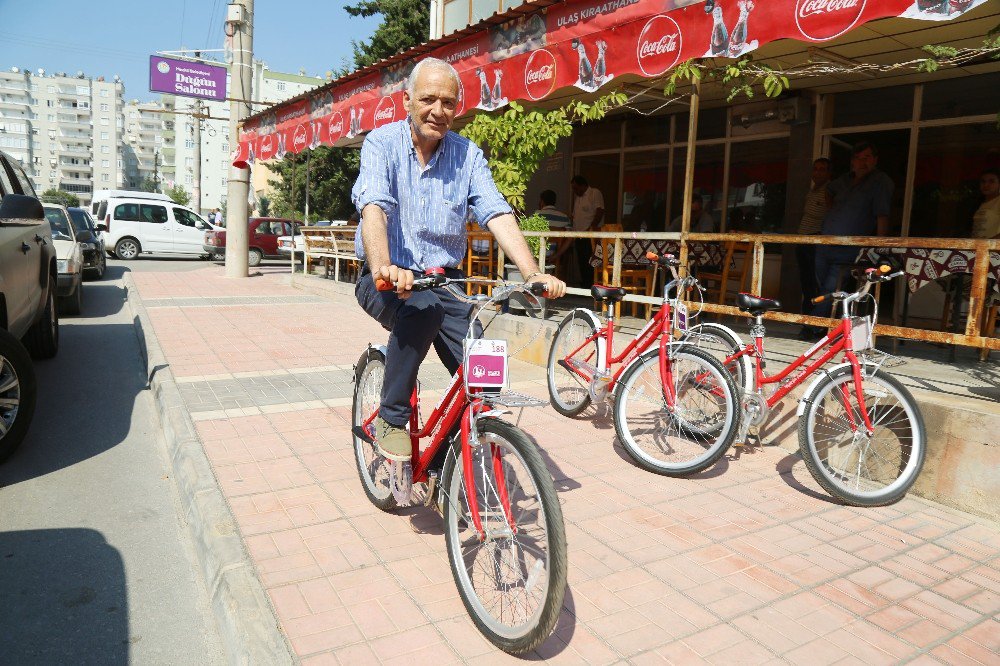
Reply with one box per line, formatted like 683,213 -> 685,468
0,528 -> 129,662
609,436 -> 732,479
529,585 -> 576,660
775,453 -> 841,504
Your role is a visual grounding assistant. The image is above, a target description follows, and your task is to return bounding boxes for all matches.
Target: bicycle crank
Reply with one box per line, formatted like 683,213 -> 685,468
736,392 -> 769,444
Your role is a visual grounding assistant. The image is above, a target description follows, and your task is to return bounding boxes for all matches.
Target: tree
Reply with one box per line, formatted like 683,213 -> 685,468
344,0 -> 429,70
138,178 -> 159,193
257,194 -> 271,218
268,146 -> 360,221
39,189 -> 80,208
166,185 -> 191,206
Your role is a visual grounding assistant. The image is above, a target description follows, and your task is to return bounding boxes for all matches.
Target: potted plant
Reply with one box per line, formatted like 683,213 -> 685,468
505,213 -> 555,315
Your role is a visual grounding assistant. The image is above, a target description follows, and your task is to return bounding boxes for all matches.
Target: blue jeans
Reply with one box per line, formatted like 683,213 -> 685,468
812,245 -> 860,319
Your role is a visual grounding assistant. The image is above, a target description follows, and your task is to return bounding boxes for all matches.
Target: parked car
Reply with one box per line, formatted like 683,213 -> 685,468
68,206 -> 107,279
43,205 -> 84,315
276,220 -> 350,257
95,195 -> 217,259
0,149 -> 59,462
203,217 -> 300,267
90,189 -> 172,218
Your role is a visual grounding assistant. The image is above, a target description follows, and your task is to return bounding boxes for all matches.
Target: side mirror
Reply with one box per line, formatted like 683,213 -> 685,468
0,194 -> 44,221
95,223 -> 108,233
195,221 -> 206,230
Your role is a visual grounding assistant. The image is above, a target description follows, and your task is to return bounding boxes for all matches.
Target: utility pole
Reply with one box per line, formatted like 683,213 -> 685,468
224,0 -> 253,277
192,98 -> 202,213
153,150 -> 160,192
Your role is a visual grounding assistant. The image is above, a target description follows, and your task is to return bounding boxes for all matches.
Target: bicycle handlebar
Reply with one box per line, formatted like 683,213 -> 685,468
376,273 -> 548,297
810,265 -> 903,304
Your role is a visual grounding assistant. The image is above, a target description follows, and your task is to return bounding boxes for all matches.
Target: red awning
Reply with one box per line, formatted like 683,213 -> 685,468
232,0 -> 989,168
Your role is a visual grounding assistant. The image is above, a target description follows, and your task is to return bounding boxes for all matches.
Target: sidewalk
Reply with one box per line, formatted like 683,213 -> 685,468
130,265 -> 999,665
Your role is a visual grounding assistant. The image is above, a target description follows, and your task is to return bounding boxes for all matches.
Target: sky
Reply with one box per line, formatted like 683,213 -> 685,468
0,0 -> 382,101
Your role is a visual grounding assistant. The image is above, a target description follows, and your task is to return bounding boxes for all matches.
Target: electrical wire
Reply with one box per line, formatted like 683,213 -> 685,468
205,0 -> 222,49
179,0 -> 187,47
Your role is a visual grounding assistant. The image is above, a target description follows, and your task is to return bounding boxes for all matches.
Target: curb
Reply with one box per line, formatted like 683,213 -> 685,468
123,272 -> 294,666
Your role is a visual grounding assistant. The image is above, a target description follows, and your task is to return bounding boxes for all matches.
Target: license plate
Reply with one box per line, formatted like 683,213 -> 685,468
674,302 -> 689,333
465,339 -> 508,388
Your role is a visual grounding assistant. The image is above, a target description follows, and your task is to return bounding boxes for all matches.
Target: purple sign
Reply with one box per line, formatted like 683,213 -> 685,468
149,56 -> 227,101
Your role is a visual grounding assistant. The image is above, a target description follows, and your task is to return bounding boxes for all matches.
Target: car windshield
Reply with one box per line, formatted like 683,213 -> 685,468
68,208 -> 93,232
44,208 -> 74,240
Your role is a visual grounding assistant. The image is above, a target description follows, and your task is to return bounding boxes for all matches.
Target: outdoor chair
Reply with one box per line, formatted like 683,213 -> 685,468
700,241 -> 751,306
465,222 -> 495,295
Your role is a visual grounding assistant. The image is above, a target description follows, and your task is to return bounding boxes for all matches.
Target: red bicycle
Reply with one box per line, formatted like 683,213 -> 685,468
351,271 -> 566,654
686,264 -> 927,506
546,253 -> 741,475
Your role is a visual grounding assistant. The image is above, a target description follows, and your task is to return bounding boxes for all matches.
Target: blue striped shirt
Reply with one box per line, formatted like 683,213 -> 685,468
352,119 -> 512,270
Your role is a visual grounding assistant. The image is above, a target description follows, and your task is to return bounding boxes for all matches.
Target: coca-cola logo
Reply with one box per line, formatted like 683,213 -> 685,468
374,96 -> 396,128
292,124 -> 309,152
524,49 -> 557,101
259,134 -> 275,160
328,112 -> 344,143
795,0 -> 866,41
636,15 -> 682,77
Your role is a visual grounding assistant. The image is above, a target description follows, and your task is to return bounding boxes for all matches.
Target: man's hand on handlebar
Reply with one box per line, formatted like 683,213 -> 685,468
374,264 -> 415,299
527,273 -> 566,299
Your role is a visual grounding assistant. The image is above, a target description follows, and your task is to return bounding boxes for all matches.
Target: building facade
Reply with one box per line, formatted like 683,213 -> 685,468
0,68 -> 126,206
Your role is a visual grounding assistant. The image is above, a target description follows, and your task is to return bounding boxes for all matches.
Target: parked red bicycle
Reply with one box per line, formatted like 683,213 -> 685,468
352,271 -> 566,654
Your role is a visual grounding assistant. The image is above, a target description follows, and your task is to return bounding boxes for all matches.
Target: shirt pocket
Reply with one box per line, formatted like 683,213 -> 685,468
443,198 -> 467,227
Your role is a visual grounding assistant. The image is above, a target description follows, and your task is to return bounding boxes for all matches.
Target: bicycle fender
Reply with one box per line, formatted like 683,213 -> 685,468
354,344 -> 388,381
796,362 -> 852,416
564,308 -> 607,369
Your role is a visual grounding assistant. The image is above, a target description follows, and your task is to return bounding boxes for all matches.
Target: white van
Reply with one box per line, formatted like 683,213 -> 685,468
91,189 -> 173,217
95,195 -> 218,259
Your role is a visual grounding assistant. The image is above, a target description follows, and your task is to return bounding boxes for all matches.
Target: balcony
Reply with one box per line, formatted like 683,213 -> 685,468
59,133 -> 91,145
59,162 -> 92,172
60,175 -> 93,186
58,145 -> 90,155
0,97 -> 29,109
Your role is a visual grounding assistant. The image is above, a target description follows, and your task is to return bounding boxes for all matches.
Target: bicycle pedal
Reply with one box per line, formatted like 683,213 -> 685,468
389,461 -> 413,506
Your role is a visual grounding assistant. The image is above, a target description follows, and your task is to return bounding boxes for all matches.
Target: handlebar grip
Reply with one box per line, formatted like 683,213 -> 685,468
811,294 -> 828,304
527,282 -> 547,296
375,277 -> 394,292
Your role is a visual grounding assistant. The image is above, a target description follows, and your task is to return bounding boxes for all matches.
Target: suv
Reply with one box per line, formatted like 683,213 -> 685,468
95,195 -> 217,259
203,217 -> 300,267
0,149 -> 59,462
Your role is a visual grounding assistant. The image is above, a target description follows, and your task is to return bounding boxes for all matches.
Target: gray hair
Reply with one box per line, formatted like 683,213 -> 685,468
406,57 -> 461,96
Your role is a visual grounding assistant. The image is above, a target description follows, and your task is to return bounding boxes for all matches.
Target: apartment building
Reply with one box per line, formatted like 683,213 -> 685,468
0,67 -> 126,206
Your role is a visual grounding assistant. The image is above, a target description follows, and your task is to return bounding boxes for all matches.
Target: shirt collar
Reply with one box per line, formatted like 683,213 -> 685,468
405,118 -> 449,170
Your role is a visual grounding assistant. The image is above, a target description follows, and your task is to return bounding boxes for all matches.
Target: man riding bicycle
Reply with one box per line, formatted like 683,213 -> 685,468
352,57 -> 566,463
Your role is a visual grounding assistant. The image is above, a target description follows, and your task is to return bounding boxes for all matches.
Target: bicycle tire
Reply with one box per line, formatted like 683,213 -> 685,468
685,322 -> 751,394
613,345 -> 739,476
441,418 -> 567,654
546,310 -> 599,417
799,365 -> 926,507
351,347 -> 399,512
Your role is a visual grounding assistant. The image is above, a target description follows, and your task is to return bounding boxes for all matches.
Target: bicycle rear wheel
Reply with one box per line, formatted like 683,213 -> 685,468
685,322 -> 751,394
613,345 -> 739,476
546,310 -> 599,416
351,347 -> 398,511
441,418 -> 567,654
799,365 -> 926,507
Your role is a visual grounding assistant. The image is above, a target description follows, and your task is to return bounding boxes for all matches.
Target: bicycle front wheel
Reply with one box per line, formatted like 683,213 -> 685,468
613,345 -> 739,476
546,310 -> 598,416
351,347 -> 398,512
441,418 -> 567,654
799,366 -> 926,507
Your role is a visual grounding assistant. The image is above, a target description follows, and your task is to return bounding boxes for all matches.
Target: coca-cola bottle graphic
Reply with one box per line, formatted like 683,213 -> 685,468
594,40 -> 608,84
572,38 -> 595,89
949,0 -> 973,13
916,0 -> 947,11
710,5 -> 729,57
729,1 -> 753,58
348,107 -> 357,138
476,68 -> 493,109
492,70 -> 503,106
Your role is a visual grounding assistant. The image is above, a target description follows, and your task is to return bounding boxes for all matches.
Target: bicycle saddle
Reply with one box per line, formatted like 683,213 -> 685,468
591,284 -> 627,303
736,292 -> 782,316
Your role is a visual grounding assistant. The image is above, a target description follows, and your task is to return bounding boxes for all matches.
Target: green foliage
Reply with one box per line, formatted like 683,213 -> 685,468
344,0 -> 430,71
518,212 -> 551,257
166,184 -> 191,206
268,146 -> 360,221
459,92 -> 627,213
665,56 -> 789,102
138,178 -> 159,193
257,194 -> 271,218
39,189 -> 80,208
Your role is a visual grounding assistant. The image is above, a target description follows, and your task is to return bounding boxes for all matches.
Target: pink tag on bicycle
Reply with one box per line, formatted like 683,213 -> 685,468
466,339 -> 508,388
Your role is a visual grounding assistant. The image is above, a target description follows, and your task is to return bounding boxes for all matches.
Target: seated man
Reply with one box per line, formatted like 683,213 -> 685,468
667,194 -> 716,233
352,57 -> 566,461
537,189 -> 571,263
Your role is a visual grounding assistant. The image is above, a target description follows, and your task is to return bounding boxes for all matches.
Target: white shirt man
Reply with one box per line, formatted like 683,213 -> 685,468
571,181 -> 604,231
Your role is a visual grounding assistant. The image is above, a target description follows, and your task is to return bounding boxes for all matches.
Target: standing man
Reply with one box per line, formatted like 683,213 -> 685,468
811,142 -> 893,322
352,57 -> 566,461
797,157 -> 832,340
537,189 -> 571,263
570,175 -> 604,284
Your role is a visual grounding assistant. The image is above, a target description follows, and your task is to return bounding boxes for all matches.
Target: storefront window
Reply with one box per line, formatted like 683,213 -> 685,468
675,107 -> 727,142
624,115 -> 670,147
921,72 -> 1000,121
826,129 -> 910,236
443,0 -> 469,34
911,123 -> 1000,238
671,144 -> 724,230
621,151 -> 669,231
574,118 -> 623,152
574,153 -> 621,224
832,87 -> 913,127
728,138 -> 789,233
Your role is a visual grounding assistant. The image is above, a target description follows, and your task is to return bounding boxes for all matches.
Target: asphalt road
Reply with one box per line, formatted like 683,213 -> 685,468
0,258 -> 226,664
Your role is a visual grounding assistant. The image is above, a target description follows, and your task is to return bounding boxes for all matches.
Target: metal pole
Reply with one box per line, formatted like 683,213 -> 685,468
192,98 -> 202,214
225,0 -> 253,278
678,79 -> 701,273
305,149 -> 311,222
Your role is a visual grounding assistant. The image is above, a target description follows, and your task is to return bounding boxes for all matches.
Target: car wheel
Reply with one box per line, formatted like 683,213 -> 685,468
249,248 -> 263,267
21,284 -> 59,360
0,327 -> 38,464
115,237 -> 141,260
96,253 -> 107,279
59,279 -> 82,316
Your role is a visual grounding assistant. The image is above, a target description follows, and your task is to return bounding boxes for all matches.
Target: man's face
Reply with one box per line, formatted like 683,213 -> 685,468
851,148 -> 877,179
691,198 -> 702,216
404,67 -> 458,145
980,173 -> 1000,199
812,160 -> 831,185
571,182 -> 586,197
